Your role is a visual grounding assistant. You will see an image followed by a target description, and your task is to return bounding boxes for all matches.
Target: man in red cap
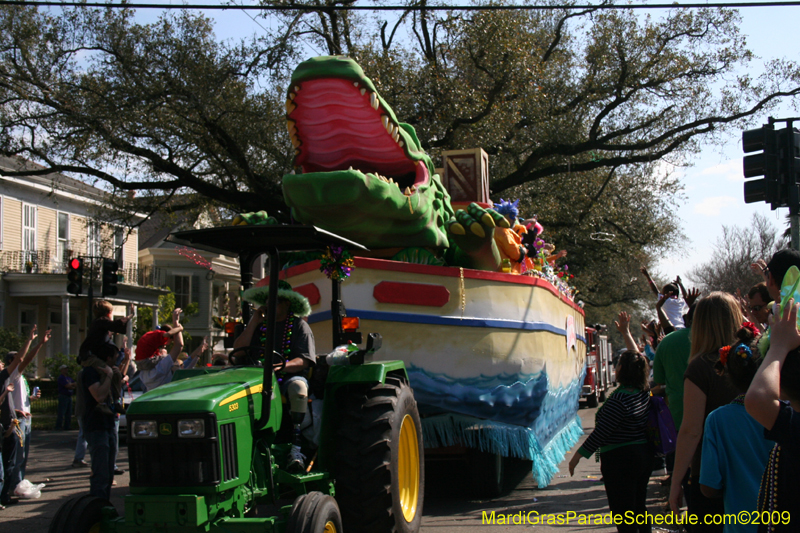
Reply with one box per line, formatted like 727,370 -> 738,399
135,308 -> 184,392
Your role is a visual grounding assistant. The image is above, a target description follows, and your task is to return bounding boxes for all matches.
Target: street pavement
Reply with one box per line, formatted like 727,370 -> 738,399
1,404 -> 675,532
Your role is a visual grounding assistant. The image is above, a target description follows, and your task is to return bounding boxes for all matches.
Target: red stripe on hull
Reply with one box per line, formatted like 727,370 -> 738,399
373,281 -> 450,307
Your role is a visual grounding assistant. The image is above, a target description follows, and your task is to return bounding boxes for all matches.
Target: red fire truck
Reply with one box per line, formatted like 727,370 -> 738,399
581,325 -> 614,408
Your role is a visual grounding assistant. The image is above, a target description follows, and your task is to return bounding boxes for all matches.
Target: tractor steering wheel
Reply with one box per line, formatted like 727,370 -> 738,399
227,345 -> 287,372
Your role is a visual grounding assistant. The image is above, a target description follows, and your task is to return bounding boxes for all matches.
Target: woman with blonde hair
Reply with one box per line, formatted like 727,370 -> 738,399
669,292 -> 743,531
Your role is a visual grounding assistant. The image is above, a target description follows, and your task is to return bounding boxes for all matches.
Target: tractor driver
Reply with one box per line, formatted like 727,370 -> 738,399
234,280 -> 315,472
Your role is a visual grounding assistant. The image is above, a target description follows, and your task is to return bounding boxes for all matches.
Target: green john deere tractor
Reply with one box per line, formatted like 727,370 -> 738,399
50,225 -> 424,533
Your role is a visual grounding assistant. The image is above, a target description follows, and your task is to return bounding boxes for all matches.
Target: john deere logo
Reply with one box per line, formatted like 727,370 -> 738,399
159,423 -> 172,436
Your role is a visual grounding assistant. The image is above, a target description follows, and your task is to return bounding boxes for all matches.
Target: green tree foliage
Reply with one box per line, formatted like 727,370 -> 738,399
1,4 -> 798,309
689,213 -> 787,296
134,288 -> 199,344
0,326 -> 23,360
43,352 -> 82,380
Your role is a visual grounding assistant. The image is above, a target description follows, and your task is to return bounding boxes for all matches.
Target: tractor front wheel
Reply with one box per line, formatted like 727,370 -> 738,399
286,492 -> 343,533
333,376 -> 424,533
49,494 -> 117,533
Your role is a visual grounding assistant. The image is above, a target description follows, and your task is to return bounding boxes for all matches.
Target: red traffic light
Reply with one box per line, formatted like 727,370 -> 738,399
70,258 -> 82,270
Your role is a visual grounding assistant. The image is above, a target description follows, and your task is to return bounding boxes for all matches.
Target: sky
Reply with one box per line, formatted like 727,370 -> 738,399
130,2 -> 800,285
654,6 -> 800,282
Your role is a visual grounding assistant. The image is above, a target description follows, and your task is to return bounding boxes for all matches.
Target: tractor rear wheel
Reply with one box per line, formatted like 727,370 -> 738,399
333,376 -> 424,533
49,494 -> 117,533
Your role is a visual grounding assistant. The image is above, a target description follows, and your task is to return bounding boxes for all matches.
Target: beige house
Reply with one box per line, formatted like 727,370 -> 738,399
0,156 -> 165,377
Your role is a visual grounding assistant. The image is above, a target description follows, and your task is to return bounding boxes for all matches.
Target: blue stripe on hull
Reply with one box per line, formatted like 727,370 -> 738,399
309,309 -> 587,343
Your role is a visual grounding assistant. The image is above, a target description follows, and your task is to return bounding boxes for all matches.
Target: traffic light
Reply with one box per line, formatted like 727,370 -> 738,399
783,128 -> 800,215
67,257 -> 83,295
102,259 -> 119,297
743,124 -> 779,207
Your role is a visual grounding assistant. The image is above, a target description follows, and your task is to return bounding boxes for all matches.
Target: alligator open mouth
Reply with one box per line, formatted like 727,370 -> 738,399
287,77 -> 429,196
281,56 -> 451,250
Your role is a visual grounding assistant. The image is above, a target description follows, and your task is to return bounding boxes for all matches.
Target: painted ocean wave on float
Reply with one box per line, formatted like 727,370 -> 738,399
413,364 -> 586,487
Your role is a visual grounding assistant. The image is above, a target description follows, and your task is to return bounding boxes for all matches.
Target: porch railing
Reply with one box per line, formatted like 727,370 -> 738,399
0,250 -> 167,288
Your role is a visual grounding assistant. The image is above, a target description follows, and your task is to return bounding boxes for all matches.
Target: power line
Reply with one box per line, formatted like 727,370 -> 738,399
2,0 -> 800,10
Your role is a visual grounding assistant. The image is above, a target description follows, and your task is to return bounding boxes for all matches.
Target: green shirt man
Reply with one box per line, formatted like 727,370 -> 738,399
652,327 -> 691,432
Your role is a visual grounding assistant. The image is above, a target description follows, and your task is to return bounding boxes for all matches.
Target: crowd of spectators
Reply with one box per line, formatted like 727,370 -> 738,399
0,325 -> 50,508
571,248 -> 800,533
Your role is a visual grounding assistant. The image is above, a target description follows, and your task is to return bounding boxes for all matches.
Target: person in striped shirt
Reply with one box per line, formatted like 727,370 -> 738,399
569,351 -> 653,533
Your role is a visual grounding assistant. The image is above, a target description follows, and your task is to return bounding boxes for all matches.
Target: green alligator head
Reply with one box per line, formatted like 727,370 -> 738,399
282,56 -> 454,250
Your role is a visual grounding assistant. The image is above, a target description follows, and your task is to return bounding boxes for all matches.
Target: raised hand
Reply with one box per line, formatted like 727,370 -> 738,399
172,307 -> 182,326
769,300 -> 800,354
684,287 -> 700,308
614,311 -> 631,334
28,324 -> 38,341
750,259 -> 768,280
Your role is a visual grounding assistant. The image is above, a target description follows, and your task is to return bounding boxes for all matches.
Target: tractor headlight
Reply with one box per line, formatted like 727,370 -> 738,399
131,420 -> 158,439
178,419 -> 205,438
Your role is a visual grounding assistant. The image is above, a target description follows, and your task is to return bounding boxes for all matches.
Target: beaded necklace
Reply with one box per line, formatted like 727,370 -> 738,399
259,313 -> 296,359
757,443 -> 781,533
730,393 -> 746,406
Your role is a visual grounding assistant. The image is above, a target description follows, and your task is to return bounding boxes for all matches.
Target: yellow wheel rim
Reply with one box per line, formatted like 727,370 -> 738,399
398,413 -> 420,522
323,520 -> 337,533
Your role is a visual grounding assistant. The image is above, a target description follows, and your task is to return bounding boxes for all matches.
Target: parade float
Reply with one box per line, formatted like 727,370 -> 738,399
250,56 -> 587,489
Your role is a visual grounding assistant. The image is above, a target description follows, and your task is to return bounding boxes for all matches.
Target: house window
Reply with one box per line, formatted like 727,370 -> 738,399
19,306 -> 37,338
22,204 -> 36,260
174,275 -> 191,309
87,221 -> 101,257
114,227 -> 125,266
57,212 -> 69,265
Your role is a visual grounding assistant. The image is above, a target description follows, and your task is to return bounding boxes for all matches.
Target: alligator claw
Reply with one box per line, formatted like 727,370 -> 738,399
449,221 -> 466,235
469,222 -> 485,238
481,213 -> 496,228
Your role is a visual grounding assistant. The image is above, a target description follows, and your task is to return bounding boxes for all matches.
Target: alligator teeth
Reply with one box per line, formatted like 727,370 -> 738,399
290,134 -> 301,148
294,86 -> 300,93
285,99 -> 296,114
381,115 -> 389,129
388,177 -> 394,184
392,130 -> 399,142
398,140 -> 404,147
353,81 -> 359,87
287,119 -> 296,135
370,93 -> 378,110
289,170 -> 295,175
349,166 -> 353,171
360,88 -> 366,95
288,92 -> 296,100
404,187 -> 412,196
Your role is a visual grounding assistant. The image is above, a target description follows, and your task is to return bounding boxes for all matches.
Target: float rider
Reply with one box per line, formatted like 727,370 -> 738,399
234,280 -> 315,473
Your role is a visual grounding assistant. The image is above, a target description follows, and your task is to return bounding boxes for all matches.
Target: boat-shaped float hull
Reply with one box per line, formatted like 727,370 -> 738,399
268,257 -> 586,487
